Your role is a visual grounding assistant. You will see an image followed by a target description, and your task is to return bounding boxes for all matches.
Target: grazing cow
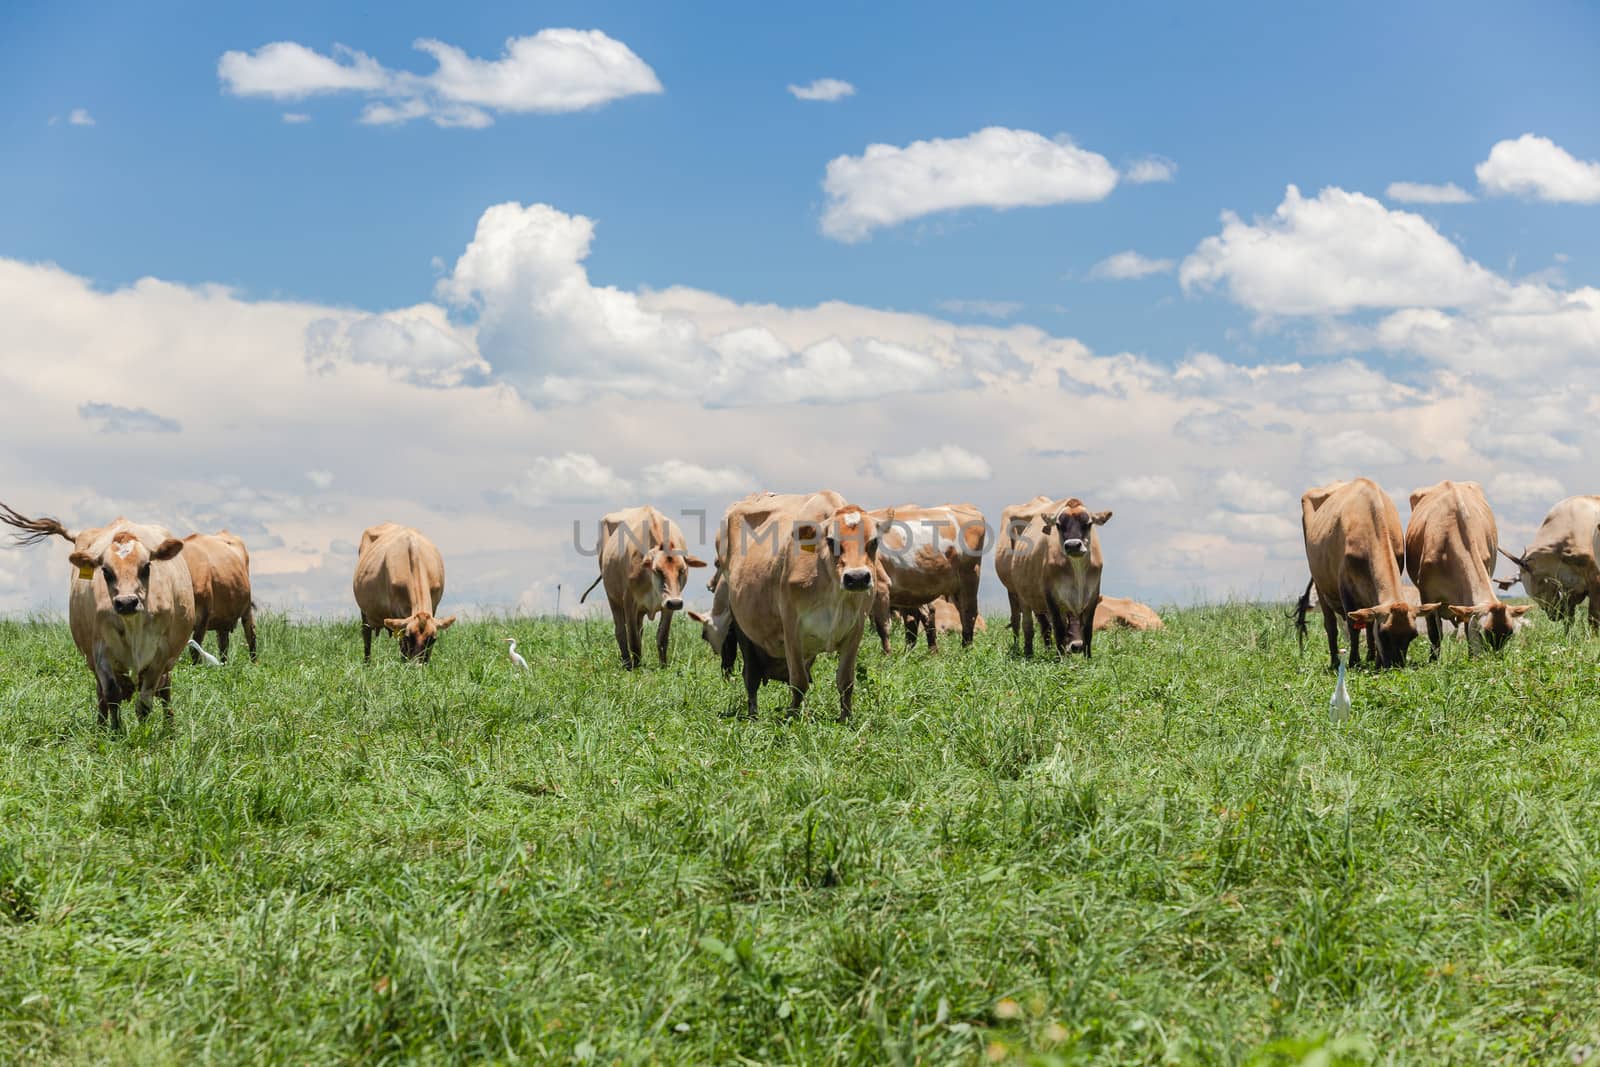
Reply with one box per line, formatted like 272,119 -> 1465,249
1010,497 -> 1112,658
1094,596 -> 1164,632
900,595 -> 989,648
581,505 -> 706,669
867,503 -> 986,650
1495,495 -> 1600,629
1298,479 -> 1438,669
183,530 -> 257,663
0,503 -> 195,728
1405,480 -> 1530,657
994,495 -> 1055,647
352,523 -> 454,662
722,490 -> 885,719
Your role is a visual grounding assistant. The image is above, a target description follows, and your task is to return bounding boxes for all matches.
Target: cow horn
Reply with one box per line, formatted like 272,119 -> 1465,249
1496,546 -> 1529,570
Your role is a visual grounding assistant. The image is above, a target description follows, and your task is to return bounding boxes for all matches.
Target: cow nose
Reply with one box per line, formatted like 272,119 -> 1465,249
112,595 -> 139,615
1063,538 -> 1086,555
664,597 -> 684,612
1068,639 -> 1085,653
841,567 -> 872,591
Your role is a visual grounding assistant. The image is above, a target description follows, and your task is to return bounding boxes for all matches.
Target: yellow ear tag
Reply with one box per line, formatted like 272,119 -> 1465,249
800,542 -> 816,553
77,564 -> 93,580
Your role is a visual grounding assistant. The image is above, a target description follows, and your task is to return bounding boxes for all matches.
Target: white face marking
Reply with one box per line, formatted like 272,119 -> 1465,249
842,512 -> 860,529
115,541 -> 135,559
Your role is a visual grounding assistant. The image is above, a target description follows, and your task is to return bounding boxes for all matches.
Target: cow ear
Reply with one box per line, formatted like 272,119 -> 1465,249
1347,608 -> 1375,625
1415,602 -> 1442,616
1493,577 -> 1517,591
1447,605 -> 1475,623
684,555 -> 708,568
152,538 -> 185,561
686,610 -> 710,624
1091,510 -> 1113,526
435,615 -> 457,631
383,616 -> 410,633
68,549 -> 97,570
1508,604 -> 1533,617
794,522 -> 820,544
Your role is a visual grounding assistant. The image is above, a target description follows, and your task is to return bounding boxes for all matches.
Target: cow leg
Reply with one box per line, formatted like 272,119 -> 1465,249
630,611 -> 646,669
242,605 -> 258,662
608,599 -> 633,669
1080,603 -> 1097,659
957,575 -> 980,648
362,623 -> 374,663
781,616 -> 810,715
1426,611 -> 1443,661
94,668 -> 121,730
134,670 -> 161,723
656,609 -> 673,667
737,631 -> 763,719
216,626 -> 232,664
1321,605 -> 1340,670
189,614 -> 207,663
835,627 -> 863,722
157,671 -> 173,723
1022,609 -> 1035,658
903,610 -> 919,649
1039,611 -> 1055,649
1046,599 -> 1069,657
1006,588 -> 1022,649
1587,583 -> 1600,633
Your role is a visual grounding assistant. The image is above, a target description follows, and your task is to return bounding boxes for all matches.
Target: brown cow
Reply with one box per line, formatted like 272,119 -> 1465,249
1496,495 -> 1600,629
1298,478 -> 1438,669
1405,480 -> 1529,657
722,490 -> 885,719
183,530 -> 257,663
1,503 -> 195,728
1094,596 -> 1164,632
352,522 -> 454,662
1009,497 -> 1112,657
868,503 -> 986,650
994,494 -> 1055,648
581,505 -> 706,669
900,595 -> 989,648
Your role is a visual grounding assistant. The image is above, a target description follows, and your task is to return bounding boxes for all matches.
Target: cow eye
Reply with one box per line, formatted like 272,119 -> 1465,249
102,565 -> 115,582
138,563 -> 151,579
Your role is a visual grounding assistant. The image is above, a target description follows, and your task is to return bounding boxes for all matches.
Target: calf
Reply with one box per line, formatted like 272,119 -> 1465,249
583,505 -> 706,668
1405,480 -> 1529,657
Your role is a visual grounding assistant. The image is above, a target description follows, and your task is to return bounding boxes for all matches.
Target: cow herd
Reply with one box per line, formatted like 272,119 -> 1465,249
1,480 -> 1597,728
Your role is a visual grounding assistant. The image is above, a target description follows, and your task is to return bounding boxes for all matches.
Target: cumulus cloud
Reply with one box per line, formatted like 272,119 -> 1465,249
787,77 -> 854,102
1475,431 -> 1581,463
306,304 -> 486,387
1106,475 -> 1180,503
820,126 -> 1118,242
1385,181 -> 1474,204
68,108 -> 95,127
1485,472 -> 1566,511
1213,471 -> 1293,514
1089,251 -> 1175,280
936,299 -> 1024,318
638,460 -> 754,497
1180,184 -> 1504,315
1305,429 -> 1408,467
306,470 -> 334,489
78,402 -> 180,434
1476,134 -> 1600,203
873,446 -> 992,483
218,30 -> 662,127
504,453 -> 633,507
1125,157 -> 1176,183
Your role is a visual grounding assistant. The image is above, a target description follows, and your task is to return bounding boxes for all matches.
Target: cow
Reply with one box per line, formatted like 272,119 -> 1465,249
1009,497 -> 1112,658
721,490 -> 886,719
579,505 -> 706,669
1297,478 -> 1438,669
994,495 -> 1055,648
1404,480 -> 1530,657
900,595 -> 989,648
1495,495 -> 1600,630
1094,596 -> 1164,632
1,503 -> 195,729
352,523 -> 454,662
182,530 -> 257,663
867,503 -> 986,650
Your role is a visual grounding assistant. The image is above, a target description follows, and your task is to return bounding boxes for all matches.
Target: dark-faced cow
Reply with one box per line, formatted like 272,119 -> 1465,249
582,505 -> 706,669
353,522 -> 454,662
1298,479 -> 1438,669
867,503 -> 986,650
1,503 -> 195,728
183,530 -> 257,663
1010,497 -> 1112,658
722,490 -> 885,719
1405,480 -> 1529,657
994,495 -> 1054,648
1496,495 -> 1600,630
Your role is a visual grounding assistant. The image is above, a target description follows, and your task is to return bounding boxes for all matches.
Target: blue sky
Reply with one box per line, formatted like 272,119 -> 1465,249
1,1 -> 1598,614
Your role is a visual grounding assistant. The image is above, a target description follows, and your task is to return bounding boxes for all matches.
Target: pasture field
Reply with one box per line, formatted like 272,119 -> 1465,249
2,607 -> 1600,1065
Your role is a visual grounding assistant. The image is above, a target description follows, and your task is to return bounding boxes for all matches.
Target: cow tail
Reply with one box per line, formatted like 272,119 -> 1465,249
0,501 -> 75,546
1292,577 -> 1315,651
577,574 -> 603,604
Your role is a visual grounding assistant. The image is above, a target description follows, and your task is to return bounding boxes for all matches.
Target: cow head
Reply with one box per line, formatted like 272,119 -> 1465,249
1347,600 -> 1440,667
70,532 -> 184,617
640,545 -> 707,613
383,609 -> 456,661
1048,499 -> 1112,559
1447,601 -> 1532,651
795,507 -> 884,593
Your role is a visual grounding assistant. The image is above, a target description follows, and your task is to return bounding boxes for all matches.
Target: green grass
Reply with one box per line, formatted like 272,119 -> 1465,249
2,605 -> 1600,1065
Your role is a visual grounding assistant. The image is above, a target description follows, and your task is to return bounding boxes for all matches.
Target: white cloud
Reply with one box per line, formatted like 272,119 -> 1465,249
218,30 -> 662,128
1476,134 -> 1600,203
78,402 -> 180,434
1214,471 -> 1293,514
1180,184 -> 1504,315
1107,475 -> 1180,503
873,446 -> 992,483
1385,181 -> 1474,204
1207,509 -> 1300,544
1486,472 -> 1565,510
281,112 -> 312,124
1089,250 -> 1174,280
820,127 -> 1118,242
638,460 -> 754,497
68,108 -> 95,127
1475,431 -> 1581,462
787,78 -> 854,102
936,299 -> 1024,318
306,304 -> 486,387
1125,156 -> 1176,184
506,453 -> 633,507
1305,429 -> 1407,467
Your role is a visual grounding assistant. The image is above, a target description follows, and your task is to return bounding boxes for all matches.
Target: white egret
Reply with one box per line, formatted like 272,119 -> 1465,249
504,637 -> 529,671
1329,650 -> 1351,722
187,639 -> 222,666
